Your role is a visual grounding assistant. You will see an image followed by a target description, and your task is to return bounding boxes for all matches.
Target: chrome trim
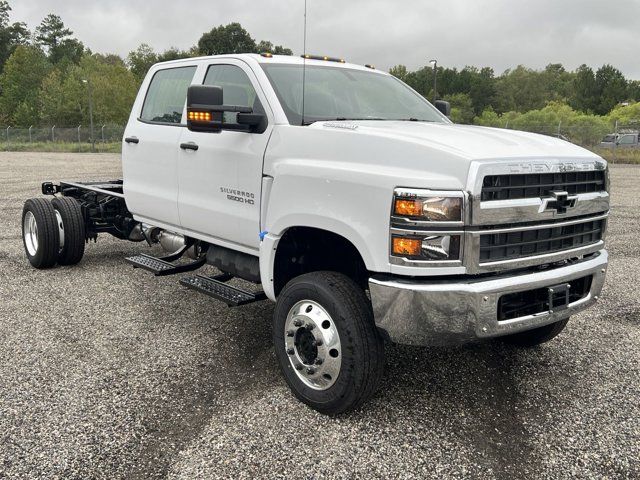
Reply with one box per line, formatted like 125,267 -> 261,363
467,159 -> 608,225
369,250 -> 608,346
391,188 -> 467,227
473,191 -> 609,226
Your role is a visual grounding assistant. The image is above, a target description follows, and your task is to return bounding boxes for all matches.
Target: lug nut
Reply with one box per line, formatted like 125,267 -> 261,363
315,358 -> 324,365
287,348 -> 295,355
295,364 -> 303,371
294,319 -> 303,327
313,339 -> 323,347
286,330 -> 295,337
307,324 -> 315,330
306,367 -> 316,375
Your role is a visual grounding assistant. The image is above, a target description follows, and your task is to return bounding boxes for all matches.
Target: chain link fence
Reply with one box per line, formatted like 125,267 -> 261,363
1,125 -> 126,152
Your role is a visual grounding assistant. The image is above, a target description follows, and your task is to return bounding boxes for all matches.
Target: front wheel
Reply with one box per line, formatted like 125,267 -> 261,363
500,318 -> 569,347
273,272 -> 385,415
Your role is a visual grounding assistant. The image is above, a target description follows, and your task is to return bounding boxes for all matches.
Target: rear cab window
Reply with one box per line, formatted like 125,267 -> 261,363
140,66 -> 197,125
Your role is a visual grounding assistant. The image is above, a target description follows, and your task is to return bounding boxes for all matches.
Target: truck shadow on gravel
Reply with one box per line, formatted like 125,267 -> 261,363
375,341 -> 562,479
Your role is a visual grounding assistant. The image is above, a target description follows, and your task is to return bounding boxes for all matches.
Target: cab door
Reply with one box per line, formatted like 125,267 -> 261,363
177,60 -> 273,252
122,65 -> 197,228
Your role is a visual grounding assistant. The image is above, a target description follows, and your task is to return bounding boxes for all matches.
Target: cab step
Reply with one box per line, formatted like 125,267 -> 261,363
180,274 -> 267,307
125,253 -> 206,276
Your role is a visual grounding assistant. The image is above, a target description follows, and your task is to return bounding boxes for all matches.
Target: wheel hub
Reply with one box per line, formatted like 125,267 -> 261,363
23,211 -> 39,257
284,300 -> 341,391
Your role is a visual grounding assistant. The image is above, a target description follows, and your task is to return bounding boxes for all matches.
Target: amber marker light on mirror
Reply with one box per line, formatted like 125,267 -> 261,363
188,111 -> 212,122
392,237 -> 422,257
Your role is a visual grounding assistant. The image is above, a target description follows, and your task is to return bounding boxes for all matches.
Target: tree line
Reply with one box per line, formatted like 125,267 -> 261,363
0,0 -> 638,138
0,2 -> 292,128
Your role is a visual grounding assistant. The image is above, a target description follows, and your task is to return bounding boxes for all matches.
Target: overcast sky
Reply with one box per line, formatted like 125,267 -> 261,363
10,0 -> 640,79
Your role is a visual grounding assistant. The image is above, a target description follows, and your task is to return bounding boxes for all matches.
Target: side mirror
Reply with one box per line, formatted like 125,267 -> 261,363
434,100 -> 451,117
186,85 -> 266,133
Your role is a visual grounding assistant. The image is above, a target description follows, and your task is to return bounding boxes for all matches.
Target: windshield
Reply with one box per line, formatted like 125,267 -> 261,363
260,64 -> 448,126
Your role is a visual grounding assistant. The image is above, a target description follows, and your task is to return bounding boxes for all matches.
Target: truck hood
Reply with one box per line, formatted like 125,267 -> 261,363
314,120 -> 600,161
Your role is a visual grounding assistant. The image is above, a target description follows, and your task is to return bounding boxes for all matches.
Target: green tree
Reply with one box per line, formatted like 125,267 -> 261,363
494,65 -> 546,113
389,65 -> 408,82
35,14 -> 84,64
40,54 -> 138,126
198,23 -> 257,55
443,93 -> 475,124
256,40 -> 292,55
127,43 -> 157,82
594,64 -> 628,115
0,45 -> 51,125
473,108 -> 502,127
0,1 -> 30,73
570,64 -> 598,113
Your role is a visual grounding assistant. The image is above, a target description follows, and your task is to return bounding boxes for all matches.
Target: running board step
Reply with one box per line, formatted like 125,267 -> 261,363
180,274 -> 267,307
125,253 -> 206,276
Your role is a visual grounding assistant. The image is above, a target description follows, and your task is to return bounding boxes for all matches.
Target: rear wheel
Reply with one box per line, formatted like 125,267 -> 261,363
52,197 -> 86,266
22,198 -> 60,269
273,271 -> 385,415
500,318 -> 569,347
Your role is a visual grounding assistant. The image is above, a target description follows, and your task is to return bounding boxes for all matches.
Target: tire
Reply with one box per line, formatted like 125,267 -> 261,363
273,271 -> 385,415
21,198 -> 60,269
52,197 -> 86,266
500,318 -> 570,347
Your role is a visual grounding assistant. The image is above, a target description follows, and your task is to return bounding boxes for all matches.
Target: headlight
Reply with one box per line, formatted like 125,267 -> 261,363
393,189 -> 464,224
392,234 -> 462,261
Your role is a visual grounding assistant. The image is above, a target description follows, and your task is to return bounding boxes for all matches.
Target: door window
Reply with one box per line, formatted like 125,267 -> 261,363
203,64 -> 264,122
618,134 -> 636,145
141,66 -> 197,124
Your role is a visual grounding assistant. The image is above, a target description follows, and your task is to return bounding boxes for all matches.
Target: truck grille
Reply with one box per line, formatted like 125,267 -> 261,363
481,171 -> 606,201
479,218 -> 605,262
497,275 -> 592,321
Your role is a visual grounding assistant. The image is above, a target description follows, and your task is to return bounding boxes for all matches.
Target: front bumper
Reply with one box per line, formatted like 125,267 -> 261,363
369,250 -> 608,346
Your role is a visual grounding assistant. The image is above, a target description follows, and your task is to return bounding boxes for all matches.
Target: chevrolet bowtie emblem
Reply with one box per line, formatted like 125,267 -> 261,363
540,191 -> 578,215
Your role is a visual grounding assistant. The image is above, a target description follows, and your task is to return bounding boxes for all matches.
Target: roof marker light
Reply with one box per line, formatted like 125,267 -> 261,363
300,54 -> 346,63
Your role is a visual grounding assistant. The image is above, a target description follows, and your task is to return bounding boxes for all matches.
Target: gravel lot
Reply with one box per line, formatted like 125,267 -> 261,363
0,152 -> 638,479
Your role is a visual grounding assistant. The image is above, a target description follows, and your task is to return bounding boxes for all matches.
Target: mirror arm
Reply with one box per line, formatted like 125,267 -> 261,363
191,104 -> 253,114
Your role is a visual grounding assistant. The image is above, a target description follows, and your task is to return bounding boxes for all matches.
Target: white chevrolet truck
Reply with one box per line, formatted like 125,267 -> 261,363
22,53 -> 609,414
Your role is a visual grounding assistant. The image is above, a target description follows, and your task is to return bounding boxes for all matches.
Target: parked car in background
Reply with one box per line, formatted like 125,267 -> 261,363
600,132 -> 639,148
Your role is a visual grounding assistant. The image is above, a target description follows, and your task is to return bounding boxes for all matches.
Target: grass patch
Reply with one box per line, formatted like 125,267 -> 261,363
591,147 -> 640,164
2,142 -> 122,154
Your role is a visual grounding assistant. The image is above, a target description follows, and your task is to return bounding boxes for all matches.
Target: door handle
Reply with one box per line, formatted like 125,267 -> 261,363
125,137 -> 139,144
180,142 -> 199,151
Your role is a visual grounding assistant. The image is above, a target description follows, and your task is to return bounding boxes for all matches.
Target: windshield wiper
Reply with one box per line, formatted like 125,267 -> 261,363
333,117 -> 386,121
394,118 -> 436,122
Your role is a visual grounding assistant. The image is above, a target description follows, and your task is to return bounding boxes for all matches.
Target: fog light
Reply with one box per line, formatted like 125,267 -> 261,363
392,234 -> 461,262
392,237 -> 422,256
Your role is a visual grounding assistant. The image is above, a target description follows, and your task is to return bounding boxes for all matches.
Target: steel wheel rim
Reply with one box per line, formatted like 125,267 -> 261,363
23,211 -> 39,256
55,209 -> 65,252
284,300 -> 342,391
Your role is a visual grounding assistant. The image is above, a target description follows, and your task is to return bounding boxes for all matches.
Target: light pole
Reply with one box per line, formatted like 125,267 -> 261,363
429,59 -> 438,103
82,79 -> 95,152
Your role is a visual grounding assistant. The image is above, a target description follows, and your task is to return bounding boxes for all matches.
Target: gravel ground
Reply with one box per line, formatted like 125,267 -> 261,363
0,152 -> 638,480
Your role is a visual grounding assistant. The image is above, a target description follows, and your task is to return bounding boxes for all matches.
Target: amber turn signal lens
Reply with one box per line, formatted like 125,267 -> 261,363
392,237 -> 422,256
188,111 -> 212,122
394,199 -> 423,217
